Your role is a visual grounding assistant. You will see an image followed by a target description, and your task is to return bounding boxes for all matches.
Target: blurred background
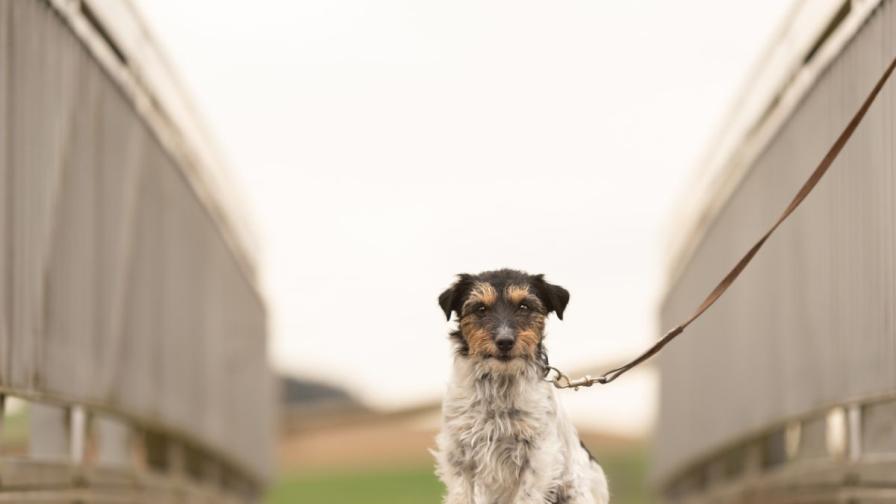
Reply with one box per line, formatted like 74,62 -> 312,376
4,0 -> 896,503
129,1 -> 789,502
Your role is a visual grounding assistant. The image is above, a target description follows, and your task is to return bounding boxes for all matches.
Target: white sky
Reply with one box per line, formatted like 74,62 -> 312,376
135,0 -> 793,436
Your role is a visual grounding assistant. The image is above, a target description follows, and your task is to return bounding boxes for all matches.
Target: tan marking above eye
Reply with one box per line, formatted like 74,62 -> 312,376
463,282 -> 498,312
505,285 -> 530,305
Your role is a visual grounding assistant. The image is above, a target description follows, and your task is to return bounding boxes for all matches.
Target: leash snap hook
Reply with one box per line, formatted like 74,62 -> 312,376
543,366 -> 571,388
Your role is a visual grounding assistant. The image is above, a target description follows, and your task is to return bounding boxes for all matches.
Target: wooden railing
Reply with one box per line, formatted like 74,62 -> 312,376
657,0 -> 896,501
0,0 -> 273,500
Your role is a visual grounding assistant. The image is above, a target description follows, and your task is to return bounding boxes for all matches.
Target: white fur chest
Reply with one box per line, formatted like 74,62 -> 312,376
436,360 -> 567,503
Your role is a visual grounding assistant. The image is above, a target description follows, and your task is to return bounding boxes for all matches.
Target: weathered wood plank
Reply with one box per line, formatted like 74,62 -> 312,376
43,40 -> 102,402
0,459 -> 251,502
0,0 -> 9,388
93,78 -> 148,403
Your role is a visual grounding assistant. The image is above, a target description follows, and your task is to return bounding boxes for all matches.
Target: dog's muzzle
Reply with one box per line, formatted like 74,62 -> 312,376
494,325 -> 515,357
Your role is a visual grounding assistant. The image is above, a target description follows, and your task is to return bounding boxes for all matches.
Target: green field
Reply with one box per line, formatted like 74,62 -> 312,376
265,465 -> 442,504
265,446 -> 653,504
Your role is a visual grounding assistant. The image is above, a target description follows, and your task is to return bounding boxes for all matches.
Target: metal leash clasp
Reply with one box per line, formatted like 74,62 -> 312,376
544,365 -> 602,390
543,365 -> 569,388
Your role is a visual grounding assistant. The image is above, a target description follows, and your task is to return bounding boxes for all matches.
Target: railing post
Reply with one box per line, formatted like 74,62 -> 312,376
69,405 -> 86,463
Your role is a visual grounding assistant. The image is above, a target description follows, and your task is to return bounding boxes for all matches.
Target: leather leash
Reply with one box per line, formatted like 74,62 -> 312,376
546,55 -> 896,390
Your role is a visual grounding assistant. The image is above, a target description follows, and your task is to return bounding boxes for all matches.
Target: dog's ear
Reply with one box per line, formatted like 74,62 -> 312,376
438,274 -> 474,321
532,275 -> 570,320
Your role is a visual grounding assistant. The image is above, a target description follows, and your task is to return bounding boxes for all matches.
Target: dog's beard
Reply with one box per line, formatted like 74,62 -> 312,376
473,354 -> 535,376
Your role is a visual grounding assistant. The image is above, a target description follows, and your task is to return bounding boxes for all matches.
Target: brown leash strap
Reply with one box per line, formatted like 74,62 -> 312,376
547,55 -> 896,389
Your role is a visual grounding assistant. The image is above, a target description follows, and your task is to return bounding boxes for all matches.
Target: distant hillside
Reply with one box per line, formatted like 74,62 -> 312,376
279,375 -> 363,408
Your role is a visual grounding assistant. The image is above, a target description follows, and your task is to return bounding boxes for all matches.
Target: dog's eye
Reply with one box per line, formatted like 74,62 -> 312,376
476,305 -> 487,314
518,303 -> 529,311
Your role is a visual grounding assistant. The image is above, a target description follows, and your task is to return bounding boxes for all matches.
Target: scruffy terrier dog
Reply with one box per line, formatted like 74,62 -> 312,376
434,269 -> 609,504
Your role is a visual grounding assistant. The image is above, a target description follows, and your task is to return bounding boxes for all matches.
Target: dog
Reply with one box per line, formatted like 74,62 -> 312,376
434,269 -> 610,504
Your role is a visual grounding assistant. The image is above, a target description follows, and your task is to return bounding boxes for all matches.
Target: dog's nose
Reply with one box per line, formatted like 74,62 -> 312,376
496,337 -> 514,352
495,326 -> 514,352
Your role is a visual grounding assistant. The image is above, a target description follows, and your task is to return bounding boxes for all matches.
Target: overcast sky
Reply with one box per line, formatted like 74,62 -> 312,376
135,0 -> 793,435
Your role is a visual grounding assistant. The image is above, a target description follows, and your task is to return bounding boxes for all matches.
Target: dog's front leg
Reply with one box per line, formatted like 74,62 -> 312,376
440,470 -> 477,504
513,466 -> 555,504
435,441 -> 476,504
443,482 -> 475,504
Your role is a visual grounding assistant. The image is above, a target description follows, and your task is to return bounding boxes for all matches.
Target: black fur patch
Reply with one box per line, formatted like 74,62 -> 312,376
580,440 -> 599,464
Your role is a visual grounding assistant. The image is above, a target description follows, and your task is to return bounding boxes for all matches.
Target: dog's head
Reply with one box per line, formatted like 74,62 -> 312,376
438,269 -> 569,365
